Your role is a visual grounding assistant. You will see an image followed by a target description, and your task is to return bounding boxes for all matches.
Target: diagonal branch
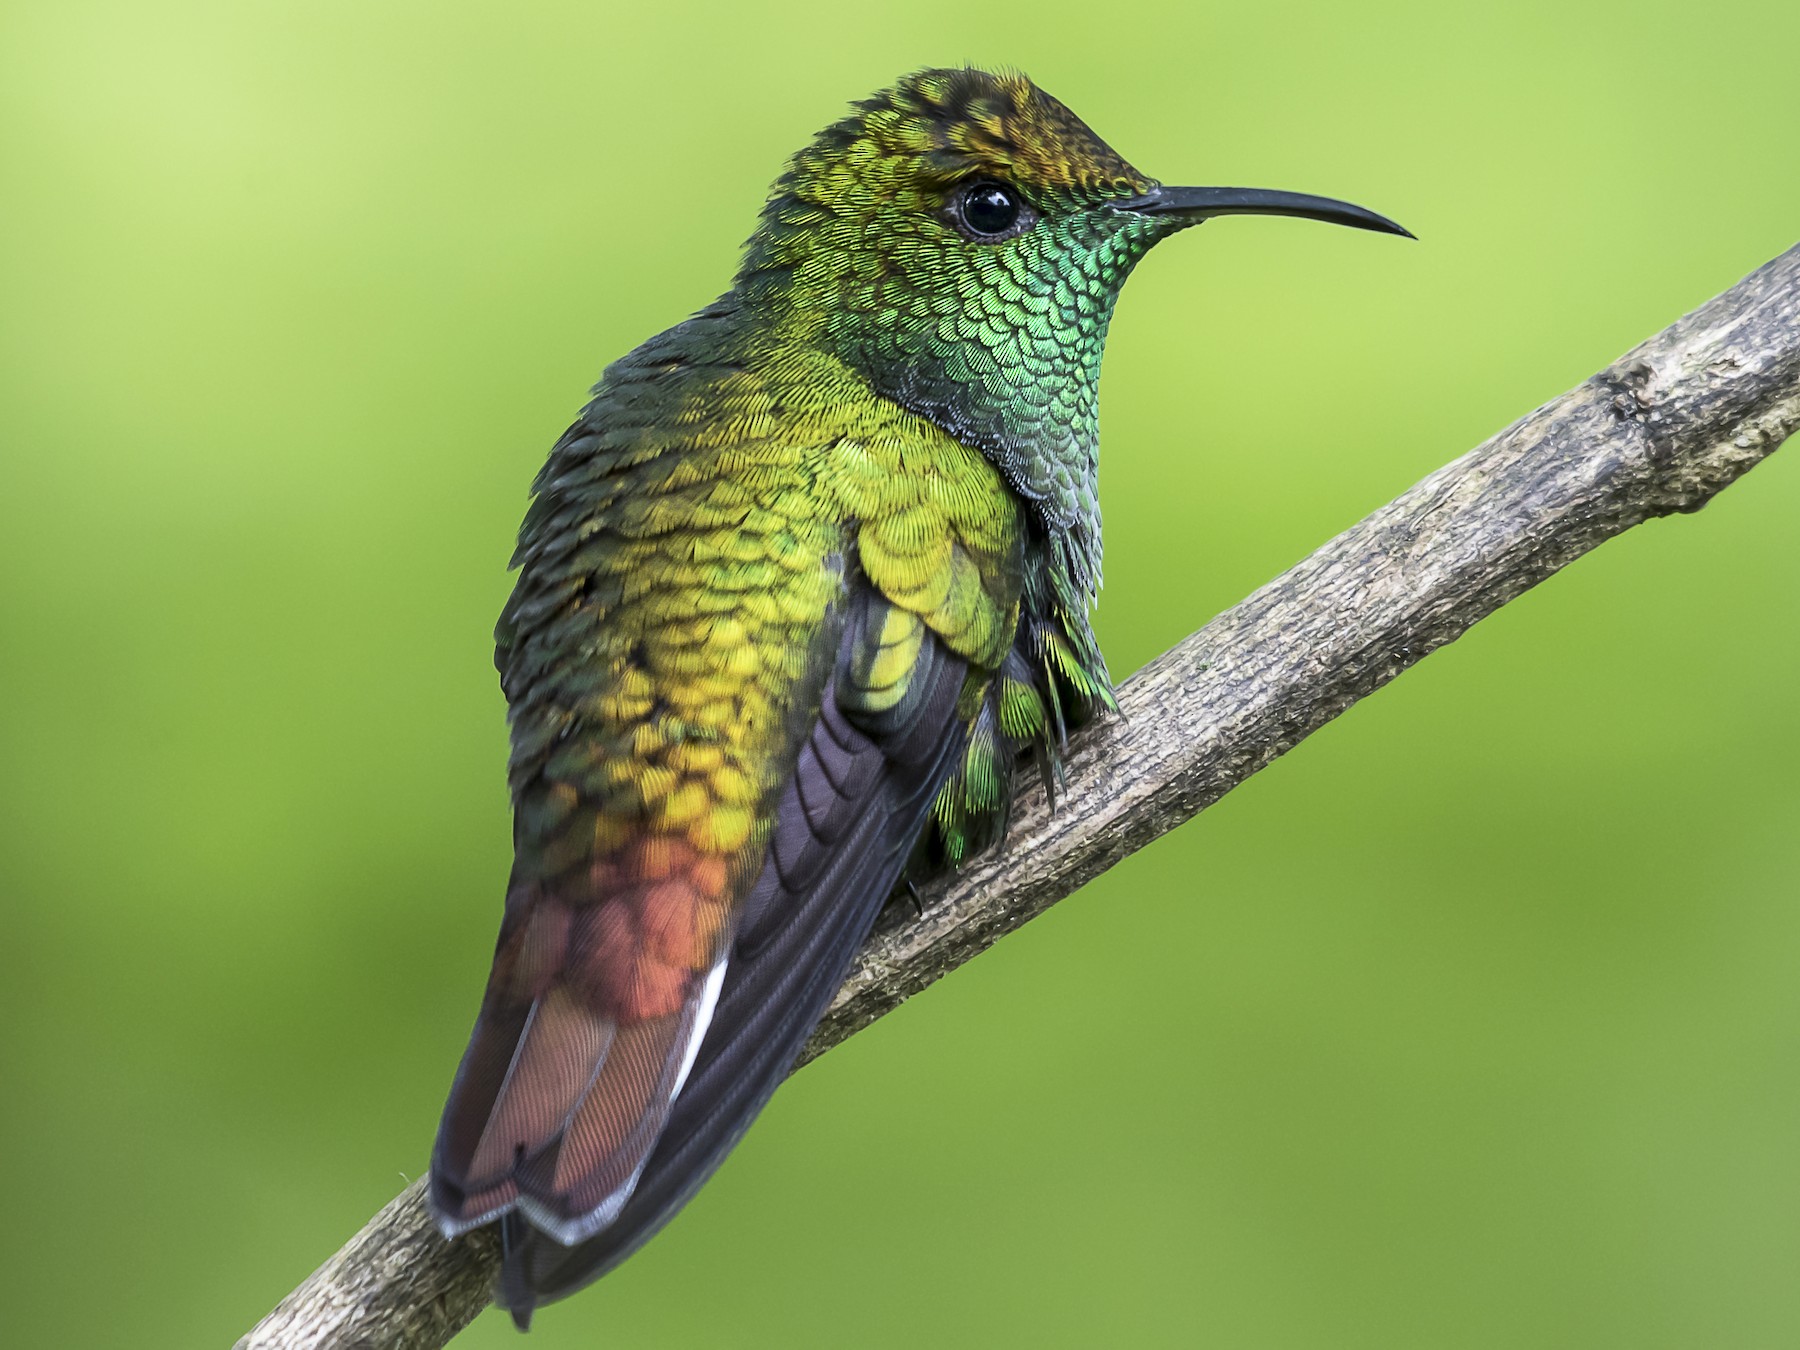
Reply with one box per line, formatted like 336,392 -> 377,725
237,243 -> 1800,1350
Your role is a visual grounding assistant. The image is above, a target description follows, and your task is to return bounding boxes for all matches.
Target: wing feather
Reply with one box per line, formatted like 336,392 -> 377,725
495,587 -> 970,1323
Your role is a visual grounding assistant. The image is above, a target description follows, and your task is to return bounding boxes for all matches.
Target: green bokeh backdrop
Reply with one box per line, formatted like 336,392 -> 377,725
4,2 -> 1798,1346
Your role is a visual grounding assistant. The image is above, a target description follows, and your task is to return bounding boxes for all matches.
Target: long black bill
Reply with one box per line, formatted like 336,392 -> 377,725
1118,185 -> 1413,238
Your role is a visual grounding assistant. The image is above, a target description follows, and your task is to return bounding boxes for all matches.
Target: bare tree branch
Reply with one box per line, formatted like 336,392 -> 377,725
237,242 -> 1800,1350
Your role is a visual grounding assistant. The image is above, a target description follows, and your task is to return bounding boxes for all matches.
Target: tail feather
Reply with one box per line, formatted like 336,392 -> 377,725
476,990 -> 615,1187
430,864 -> 733,1244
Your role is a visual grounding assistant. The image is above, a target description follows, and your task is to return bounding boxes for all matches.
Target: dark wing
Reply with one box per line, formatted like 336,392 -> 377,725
494,586 -> 972,1325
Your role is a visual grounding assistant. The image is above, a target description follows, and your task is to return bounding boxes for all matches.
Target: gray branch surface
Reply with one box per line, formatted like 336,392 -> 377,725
238,243 -> 1800,1350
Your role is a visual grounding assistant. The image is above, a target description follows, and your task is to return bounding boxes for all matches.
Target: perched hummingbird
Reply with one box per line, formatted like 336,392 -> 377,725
430,67 -> 1407,1326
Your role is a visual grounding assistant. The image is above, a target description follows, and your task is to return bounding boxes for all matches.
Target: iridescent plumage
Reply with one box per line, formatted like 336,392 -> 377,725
429,67 -> 1407,1325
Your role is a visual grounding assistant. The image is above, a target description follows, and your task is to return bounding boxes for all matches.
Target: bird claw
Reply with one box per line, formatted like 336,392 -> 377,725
904,879 -> 925,919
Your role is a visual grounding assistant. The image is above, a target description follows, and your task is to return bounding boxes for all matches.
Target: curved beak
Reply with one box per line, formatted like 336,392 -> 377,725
1117,185 -> 1413,239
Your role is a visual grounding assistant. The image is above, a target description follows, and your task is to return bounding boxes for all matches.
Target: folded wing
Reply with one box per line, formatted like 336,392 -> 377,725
492,589 -> 972,1323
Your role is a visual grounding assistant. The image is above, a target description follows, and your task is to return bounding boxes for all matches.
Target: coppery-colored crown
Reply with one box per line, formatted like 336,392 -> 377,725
794,67 -> 1153,205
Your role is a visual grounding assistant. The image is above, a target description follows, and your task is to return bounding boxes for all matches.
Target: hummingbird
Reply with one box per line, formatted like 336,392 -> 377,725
430,66 -> 1408,1326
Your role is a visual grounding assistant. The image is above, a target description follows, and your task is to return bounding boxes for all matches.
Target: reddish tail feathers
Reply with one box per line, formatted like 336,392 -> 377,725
432,840 -> 733,1243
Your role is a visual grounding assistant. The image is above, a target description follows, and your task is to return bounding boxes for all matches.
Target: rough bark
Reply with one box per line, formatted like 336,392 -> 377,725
238,242 -> 1800,1350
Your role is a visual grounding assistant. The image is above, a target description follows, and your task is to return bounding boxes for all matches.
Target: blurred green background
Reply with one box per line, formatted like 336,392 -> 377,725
4,1 -> 1799,1346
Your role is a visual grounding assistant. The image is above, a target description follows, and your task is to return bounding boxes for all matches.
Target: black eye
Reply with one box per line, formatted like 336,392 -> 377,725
957,181 -> 1022,238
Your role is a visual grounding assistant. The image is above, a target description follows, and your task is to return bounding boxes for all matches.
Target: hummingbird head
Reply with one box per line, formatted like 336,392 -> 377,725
738,67 -> 1407,579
